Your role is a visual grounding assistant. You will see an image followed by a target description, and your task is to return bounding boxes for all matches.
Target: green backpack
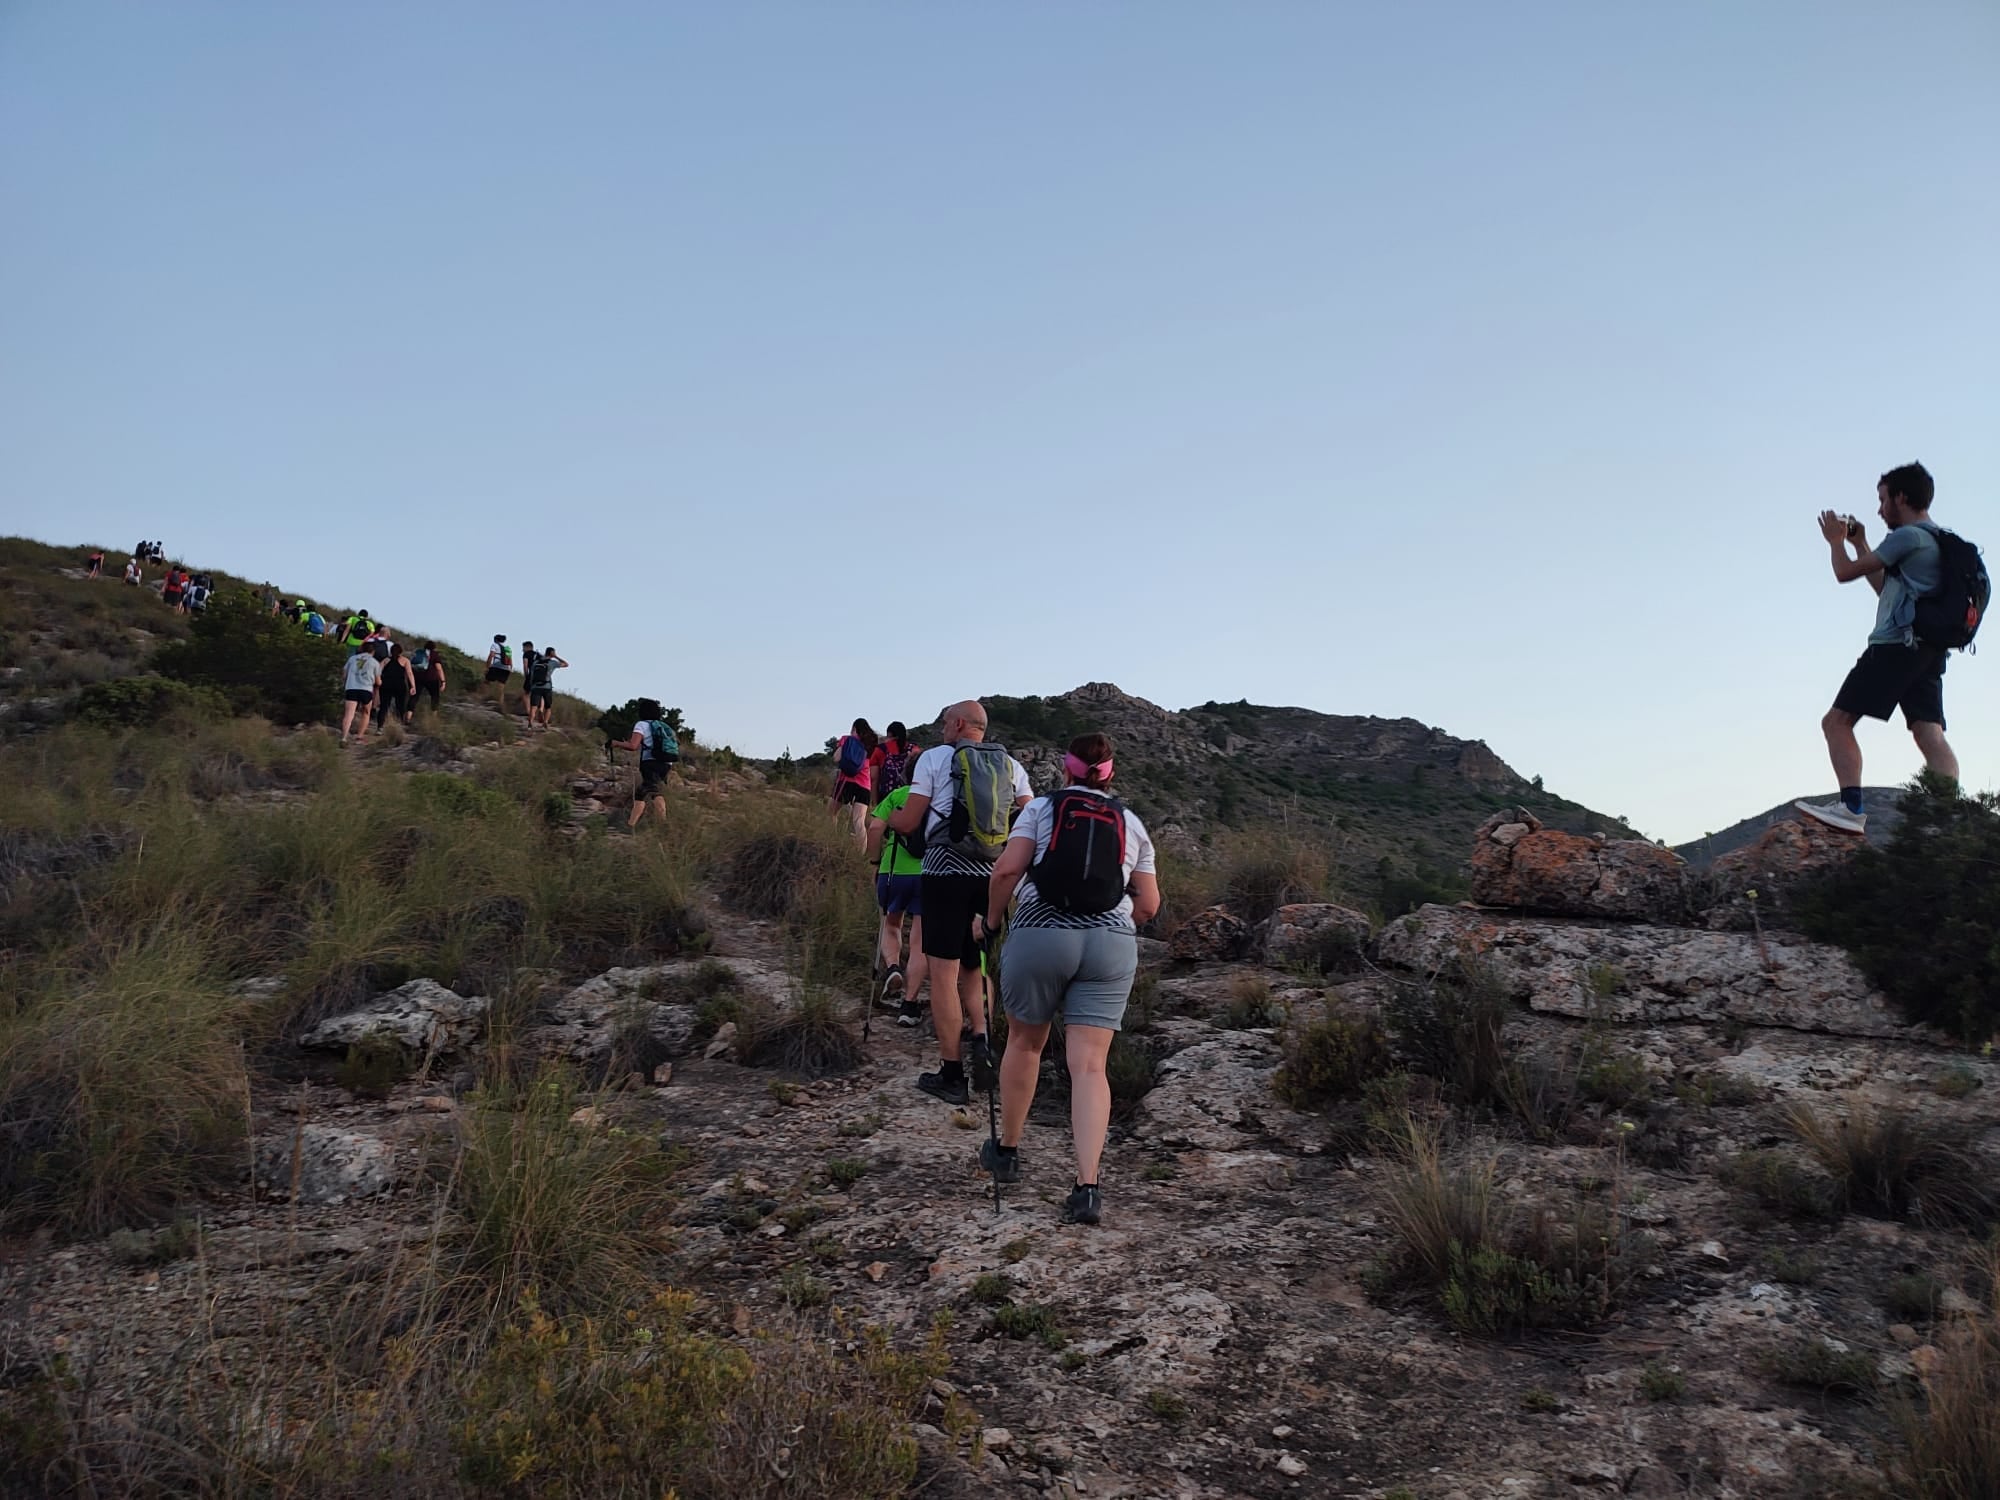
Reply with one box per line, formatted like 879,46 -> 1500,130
943,741 -> 1016,863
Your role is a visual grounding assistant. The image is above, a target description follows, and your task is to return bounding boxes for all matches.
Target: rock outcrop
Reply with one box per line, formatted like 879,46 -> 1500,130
253,1125 -> 395,1205
299,979 -> 489,1055
1167,906 -> 1254,963
1257,902 -> 1371,969
1469,809 -> 1687,923
1378,904 -> 1924,1041
1697,816 -> 1862,930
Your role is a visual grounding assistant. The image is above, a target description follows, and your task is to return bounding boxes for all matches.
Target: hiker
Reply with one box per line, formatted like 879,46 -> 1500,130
830,719 -> 879,845
615,700 -> 680,829
338,642 -> 382,744
85,550 -> 104,578
885,700 -> 1032,1103
123,557 -> 142,587
976,732 -> 1160,1226
1797,462 -> 1971,834
871,721 -> 921,805
185,574 -> 212,615
520,643 -> 539,718
297,601 -> 327,636
484,635 -> 513,713
263,584 -> 281,616
374,643 -> 416,728
161,567 -> 187,613
412,642 -> 446,712
527,646 -> 567,729
340,609 -> 376,652
865,778 -> 929,1025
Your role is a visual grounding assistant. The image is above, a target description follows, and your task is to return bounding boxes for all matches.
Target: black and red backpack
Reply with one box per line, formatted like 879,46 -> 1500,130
1029,789 -> 1129,915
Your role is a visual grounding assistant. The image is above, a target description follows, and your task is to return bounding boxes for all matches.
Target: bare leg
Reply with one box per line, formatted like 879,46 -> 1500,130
904,917 -> 929,1002
1820,707 -> 1863,788
930,958 -> 963,1061
628,798 -> 645,829
961,961 -> 988,1045
878,912 -> 902,972
1066,1024 -> 1116,1185
999,1019 -> 1050,1148
1912,721 -> 1960,784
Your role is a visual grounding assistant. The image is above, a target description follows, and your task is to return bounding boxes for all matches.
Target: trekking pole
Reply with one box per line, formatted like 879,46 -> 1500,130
980,935 -> 1001,1217
863,956 -> 877,1044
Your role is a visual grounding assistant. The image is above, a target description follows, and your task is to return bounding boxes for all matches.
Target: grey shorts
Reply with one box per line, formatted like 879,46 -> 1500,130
999,926 -> 1139,1032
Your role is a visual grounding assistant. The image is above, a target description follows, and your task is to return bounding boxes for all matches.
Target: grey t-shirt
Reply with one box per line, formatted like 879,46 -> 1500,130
343,652 -> 382,693
1870,523 -> 1941,646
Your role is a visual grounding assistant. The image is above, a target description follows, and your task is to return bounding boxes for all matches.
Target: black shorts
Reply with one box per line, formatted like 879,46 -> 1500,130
529,687 -> 552,708
835,781 -> 872,806
636,761 -> 674,801
1833,643 -> 1947,728
485,666 -> 510,684
920,872 -> 991,964
343,688 -> 374,704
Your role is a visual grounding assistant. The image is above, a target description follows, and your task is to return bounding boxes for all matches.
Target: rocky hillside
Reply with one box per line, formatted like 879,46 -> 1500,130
984,682 -> 1639,881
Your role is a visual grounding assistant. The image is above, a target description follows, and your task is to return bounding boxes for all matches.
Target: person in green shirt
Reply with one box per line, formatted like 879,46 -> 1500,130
866,783 -> 928,1026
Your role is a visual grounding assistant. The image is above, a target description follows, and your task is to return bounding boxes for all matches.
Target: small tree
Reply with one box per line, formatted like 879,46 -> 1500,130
152,590 -> 345,723
594,699 -> 690,753
1796,774 -> 2000,1042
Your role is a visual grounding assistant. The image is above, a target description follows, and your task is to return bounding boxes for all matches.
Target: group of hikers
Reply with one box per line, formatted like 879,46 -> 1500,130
94,545 -> 217,616
830,703 -> 1159,1226
480,634 -> 569,729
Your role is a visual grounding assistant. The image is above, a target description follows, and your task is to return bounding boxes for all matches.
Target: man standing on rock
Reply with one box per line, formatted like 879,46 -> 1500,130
1797,462 -> 1959,835
886,700 -> 1031,1104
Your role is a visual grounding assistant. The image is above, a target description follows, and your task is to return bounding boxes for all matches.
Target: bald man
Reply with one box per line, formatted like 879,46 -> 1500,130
888,701 -> 1032,1104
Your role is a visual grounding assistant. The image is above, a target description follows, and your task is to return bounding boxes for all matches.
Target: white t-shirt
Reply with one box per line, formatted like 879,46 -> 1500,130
1009,789 -> 1156,932
343,653 -> 382,693
909,741 -> 1032,876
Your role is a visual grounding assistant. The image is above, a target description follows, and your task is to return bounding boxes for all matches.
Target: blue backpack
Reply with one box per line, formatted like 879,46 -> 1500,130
645,720 -> 681,763
836,735 -> 868,777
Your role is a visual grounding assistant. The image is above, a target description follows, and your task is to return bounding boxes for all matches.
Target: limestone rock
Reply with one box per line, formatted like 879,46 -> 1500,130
1137,1031 -> 1310,1148
1376,903 -> 1928,1041
1168,906 -> 1253,963
1697,816 -> 1863,930
525,964 -> 699,1063
298,979 -> 489,1055
1258,902 -> 1371,969
254,1126 -> 395,1205
1470,809 -> 1686,922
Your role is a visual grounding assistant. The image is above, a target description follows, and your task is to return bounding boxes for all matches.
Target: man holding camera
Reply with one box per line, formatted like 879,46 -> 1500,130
1795,462 -> 1958,835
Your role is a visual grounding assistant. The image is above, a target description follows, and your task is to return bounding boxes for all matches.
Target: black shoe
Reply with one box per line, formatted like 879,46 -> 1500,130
967,1035 -> 999,1092
916,1070 -> 969,1106
979,1138 -> 1022,1184
895,1000 -> 923,1029
1062,1184 -> 1102,1225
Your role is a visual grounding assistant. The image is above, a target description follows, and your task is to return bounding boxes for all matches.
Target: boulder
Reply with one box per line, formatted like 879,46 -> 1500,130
1138,1030 -> 1307,1148
1258,902 -> 1372,970
1376,903 -> 1930,1042
1168,906 -> 1254,963
299,979 -> 489,1054
1470,809 -> 1686,922
254,1126 -> 395,1204
1696,816 -> 1863,930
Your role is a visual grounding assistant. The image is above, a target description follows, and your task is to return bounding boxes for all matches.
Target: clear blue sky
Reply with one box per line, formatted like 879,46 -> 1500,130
3,1 -> 1995,843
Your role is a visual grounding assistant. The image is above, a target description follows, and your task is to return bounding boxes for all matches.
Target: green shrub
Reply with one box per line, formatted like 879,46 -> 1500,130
1718,1149 -> 1841,1221
828,1156 -> 869,1188
1766,1247 -> 1822,1286
70,674 -> 230,728
1935,1064 -> 1981,1100
334,1038 -> 414,1097
1219,832 -> 1330,925
106,1216 -> 201,1267
969,1273 -> 1013,1306
1886,1272 -> 1947,1323
1767,1337 -> 1878,1395
153,590 -> 346,724
1273,1005 -> 1391,1108
1143,1388 -> 1189,1423
780,1267 -> 830,1309
1382,958 -> 1512,1105
1796,776 -> 2000,1040
1220,975 -> 1286,1030
719,832 -> 840,919
1638,1362 -> 1687,1401
991,1303 -> 1065,1348
1786,1101 -> 1995,1228
736,989 -> 863,1079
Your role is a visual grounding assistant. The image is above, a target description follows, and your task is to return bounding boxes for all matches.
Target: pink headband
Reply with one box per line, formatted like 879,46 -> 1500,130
1064,752 -> 1114,782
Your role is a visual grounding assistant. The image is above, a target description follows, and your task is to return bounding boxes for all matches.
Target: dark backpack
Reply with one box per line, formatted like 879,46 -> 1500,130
645,720 -> 681,763
876,739 -> 918,794
530,654 -> 555,690
835,735 -> 868,777
1904,527 -> 1991,651
1029,789 -> 1129,915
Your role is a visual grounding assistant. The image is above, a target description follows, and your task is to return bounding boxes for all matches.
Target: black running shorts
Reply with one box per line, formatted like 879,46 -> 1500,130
635,761 -> 674,802
835,781 -> 871,806
1833,642 -> 1947,728
920,872 -> 990,964
485,666 -> 509,684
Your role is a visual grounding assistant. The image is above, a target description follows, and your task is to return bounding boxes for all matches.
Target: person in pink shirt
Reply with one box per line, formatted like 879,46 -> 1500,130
829,718 -> 879,847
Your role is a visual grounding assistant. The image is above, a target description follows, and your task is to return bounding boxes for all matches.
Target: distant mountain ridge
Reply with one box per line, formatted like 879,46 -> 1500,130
978,682 -> 1637,885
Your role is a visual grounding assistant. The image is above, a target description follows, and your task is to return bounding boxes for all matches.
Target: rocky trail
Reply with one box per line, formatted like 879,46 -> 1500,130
8,807 -> 1998,1498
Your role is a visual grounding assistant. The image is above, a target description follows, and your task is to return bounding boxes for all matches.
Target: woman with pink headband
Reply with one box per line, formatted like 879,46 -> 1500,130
972,731 -> 1161,1225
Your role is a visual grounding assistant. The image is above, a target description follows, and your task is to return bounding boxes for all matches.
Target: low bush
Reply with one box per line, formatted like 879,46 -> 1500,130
1886,1272 -> 1947,1323
1218,830 -> 1332,925
1767,1337 -> 1878,1395
1796,775 -> 2000,1041
1273,1004 -> 1391,1108
1718,1149 -> 1842,1221
719,831 -> 841,920
1890,1251 -> 2000,1498
736,988 -> 864,1078
153,589 -> 347,724
1220,974 -> 1285,1030
70,673 -> 230,728
1785,1101 -> 1994,1228
1382,958 -> 1512,1106
1638,1362 -> 1686,1402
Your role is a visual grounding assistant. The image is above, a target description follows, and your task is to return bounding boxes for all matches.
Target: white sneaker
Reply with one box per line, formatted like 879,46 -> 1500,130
1794,799 -> 1867,834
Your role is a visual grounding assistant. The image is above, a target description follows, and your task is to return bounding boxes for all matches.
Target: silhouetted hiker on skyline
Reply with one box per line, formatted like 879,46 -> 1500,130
1798,462 -> 1976,835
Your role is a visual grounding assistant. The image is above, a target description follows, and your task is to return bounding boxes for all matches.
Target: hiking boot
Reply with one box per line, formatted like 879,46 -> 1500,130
979,1137 -> 1022,1184
1062,1184 -> 1103,1226
1794,799 -> 1867,834
967,1034 -> 999,1092
896,1000 -> 925,1028
916,1069 -> 969,1106
879,964 -> 905,1007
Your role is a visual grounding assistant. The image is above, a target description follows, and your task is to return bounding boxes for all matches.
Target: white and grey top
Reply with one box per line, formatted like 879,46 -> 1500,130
908,742 -> 1033,877
1008,789 -> 1157,932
